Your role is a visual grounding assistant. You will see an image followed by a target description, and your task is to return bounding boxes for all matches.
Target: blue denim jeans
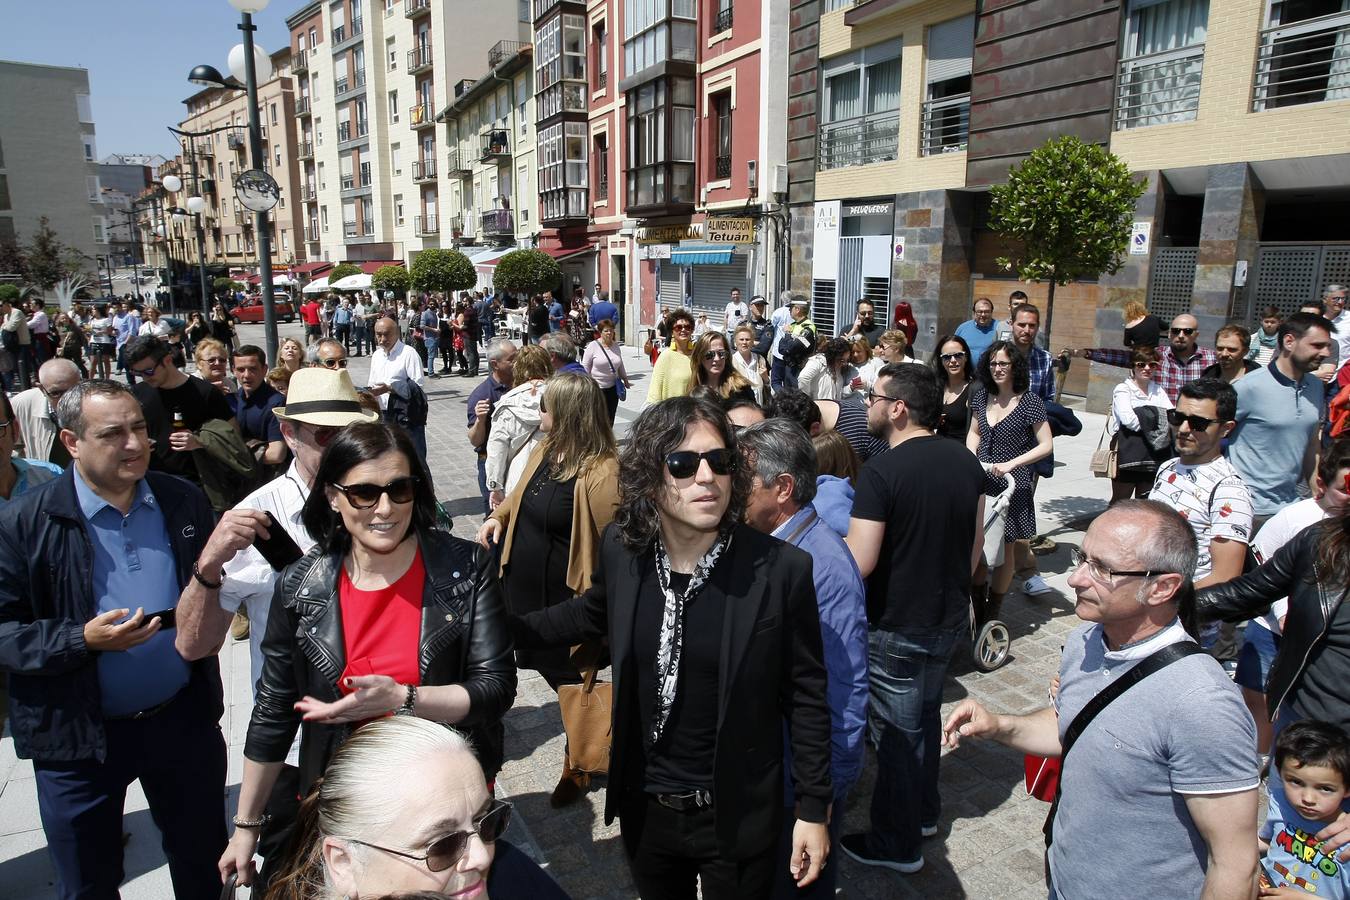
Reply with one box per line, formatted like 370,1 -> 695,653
864,624 -> 964,863
424,336 -> 439,372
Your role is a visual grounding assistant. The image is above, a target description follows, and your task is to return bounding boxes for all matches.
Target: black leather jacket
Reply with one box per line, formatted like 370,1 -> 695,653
1197,524 -> 1347,723
243,528 -> 516,790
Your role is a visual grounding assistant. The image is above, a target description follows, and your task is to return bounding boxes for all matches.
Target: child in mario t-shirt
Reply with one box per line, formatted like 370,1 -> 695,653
1260,721 -> 1350,898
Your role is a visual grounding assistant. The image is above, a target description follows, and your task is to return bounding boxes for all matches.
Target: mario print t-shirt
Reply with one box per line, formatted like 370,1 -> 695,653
1263,810 -> 1349,897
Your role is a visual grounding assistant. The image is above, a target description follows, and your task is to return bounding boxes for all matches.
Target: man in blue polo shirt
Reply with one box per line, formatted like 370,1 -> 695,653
0,379 -> 225,900
229,344 -> 287,468
1229,311 -> 1334,530
466,338 -> 518,514
547,290 -> 564,332
588,290 -> 619,332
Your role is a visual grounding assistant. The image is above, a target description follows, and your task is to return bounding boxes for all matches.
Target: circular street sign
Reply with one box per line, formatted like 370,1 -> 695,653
235,168 -> 280,213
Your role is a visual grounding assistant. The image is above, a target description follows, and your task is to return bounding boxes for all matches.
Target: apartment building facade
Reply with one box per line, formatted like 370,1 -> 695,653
791,0 -> 1350,402
0,61 -> 109,275
173,48 -> 305,274
287,0 -> 531,273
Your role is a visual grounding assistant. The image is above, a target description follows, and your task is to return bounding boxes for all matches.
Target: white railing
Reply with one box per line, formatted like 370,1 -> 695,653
1253,11 -> 1350,110
1115,44 -> 1205,129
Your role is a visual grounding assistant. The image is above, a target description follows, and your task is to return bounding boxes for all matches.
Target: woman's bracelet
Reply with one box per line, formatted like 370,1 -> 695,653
232,814 -> 269,829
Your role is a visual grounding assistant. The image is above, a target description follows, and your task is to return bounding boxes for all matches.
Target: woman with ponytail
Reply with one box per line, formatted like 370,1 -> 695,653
262,717 -> 569,900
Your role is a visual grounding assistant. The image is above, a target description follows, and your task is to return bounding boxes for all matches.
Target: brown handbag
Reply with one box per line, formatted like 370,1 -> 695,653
1089,425 -> 1118,479
557,668 -> 613,775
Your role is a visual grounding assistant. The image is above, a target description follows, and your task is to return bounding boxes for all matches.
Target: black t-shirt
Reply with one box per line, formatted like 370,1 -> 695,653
134,376 -> 234,482
1123,314 -> 1163,349
850,434 -> 986,630
528,304 -> 550,336
634,569 -> 722,792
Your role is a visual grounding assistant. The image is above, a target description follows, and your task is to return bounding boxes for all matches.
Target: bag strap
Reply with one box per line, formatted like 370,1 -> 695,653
600,343 -> 618,377
1094,419 -> 1111,451
1044,640 -> 1202,848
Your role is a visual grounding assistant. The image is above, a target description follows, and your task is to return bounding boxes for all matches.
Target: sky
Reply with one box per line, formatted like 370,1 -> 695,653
1,1 -> 297,160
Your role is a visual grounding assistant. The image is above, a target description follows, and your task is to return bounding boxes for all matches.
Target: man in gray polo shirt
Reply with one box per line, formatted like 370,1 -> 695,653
942,500 -> 1258,899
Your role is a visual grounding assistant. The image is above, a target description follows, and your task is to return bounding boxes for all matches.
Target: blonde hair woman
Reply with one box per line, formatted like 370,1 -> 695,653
689,331 -> 755,402
1122,299 -> 1163,348
278,336 -> 306,373
477,373 -> 619,806
730,324 -> 769,405
192,337 -> 234,394
485,344 -> 553,508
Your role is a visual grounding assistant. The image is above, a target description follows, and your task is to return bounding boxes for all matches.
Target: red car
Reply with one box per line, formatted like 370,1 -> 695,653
231,292 -> 297,323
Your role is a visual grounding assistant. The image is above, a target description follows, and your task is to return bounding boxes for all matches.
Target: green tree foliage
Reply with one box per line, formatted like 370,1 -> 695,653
409,249 -> 475,294
213,276 -> 245,296
0,238 -> 25,278
328,262 -> 363,284
0,284 -> 20,303
988,135 -> 1147,339
24,217 -> 73,291
372,264 -> 411,298
492,249 -> 562,297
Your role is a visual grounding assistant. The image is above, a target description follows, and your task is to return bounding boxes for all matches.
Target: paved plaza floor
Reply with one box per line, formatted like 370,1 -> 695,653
0,321 -> 1121,899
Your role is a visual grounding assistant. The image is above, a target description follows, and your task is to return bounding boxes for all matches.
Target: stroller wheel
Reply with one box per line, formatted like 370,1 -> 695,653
973,620 -> 1011,672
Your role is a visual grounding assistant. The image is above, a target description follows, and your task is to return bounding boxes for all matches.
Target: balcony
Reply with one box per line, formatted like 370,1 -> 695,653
714,154 -> 732,179
410,102 -> 435,129
479,129 -> 511,161
293,49 -> 309,73
454,212 -> 476,240
481,207 -> 514,236
338,122 -> 351,142
415,214 -> 439,235
1253,11 -> 1350,111
302,184 -> 317,201
298,141 -> 314,160
305,223 -> 320,242
489,40 -> 525,68
713,5 -> 733,33
234,209 -> 248,225
408,44 -> 433,75
412,158 -> 437,182
1115,46 -> 1204,129
920,94 -> 970,155
818,113 -> 899,171
331,25 -> 345,44
295,96 -> 311,117
405,0 -> 430,17
446,150 -> 472,176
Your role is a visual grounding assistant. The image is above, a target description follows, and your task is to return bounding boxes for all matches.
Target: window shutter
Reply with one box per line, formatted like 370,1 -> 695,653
926,15 -> 975,85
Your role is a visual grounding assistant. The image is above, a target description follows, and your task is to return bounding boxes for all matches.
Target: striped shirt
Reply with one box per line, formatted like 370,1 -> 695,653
1149,456 -> 1253,580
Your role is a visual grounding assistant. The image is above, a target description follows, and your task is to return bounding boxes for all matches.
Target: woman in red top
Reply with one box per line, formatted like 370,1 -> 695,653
222,423 -> 515,890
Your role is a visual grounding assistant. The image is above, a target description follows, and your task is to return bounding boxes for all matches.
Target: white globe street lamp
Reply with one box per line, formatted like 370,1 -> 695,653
227,0 -> 270,11
187,195 -> 207,214
161,174 -> 183,193
228,42 -> 272,84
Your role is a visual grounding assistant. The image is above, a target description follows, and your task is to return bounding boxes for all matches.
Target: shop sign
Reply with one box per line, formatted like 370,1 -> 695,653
845,200 -> 894,218
705,217 -> 756,245
637,223 -> 702,244
648,244 -> 673,259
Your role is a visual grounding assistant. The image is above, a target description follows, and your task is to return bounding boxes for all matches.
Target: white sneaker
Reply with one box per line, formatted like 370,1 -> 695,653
1022,575 -> 1056,596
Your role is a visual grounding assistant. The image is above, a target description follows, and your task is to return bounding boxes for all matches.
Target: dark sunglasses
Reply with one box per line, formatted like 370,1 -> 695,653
939,352 -> 967,362
319,357 -> 348,369
128,361 -> 160,378
302,424 -> 340,447
666,448 -> 734,479
1166,409 -> 1219,431
346,799 -> 512,873
705,350 -> 728,360
331,476 -> 419,509
1170,327 -> 1196,336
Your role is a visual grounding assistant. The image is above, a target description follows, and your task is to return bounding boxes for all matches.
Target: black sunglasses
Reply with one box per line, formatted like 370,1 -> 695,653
666,448 -> 734,479
1170,327 -> 1196,336
346,799 -> 512,873
319,357 -> 348,369
331,476 -> 419,509
1166,409 -> 1220,431
939,352 -> 967,362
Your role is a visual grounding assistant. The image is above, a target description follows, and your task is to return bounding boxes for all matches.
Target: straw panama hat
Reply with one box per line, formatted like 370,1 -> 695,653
273,367 -> 380,427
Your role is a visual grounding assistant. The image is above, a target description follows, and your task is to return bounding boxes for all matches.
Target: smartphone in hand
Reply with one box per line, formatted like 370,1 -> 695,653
254,513 -> 304,571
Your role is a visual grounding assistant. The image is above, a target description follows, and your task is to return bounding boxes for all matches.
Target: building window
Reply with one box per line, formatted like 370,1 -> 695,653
83,137 -> 96,160
536,14 -> 587,120
388,37 -> 397,70
623,0 -> 696,76
1254,0 -> 1347,110
594,133 -> 609,201
818,41 -> 902,170
270,102 -> 278,124
0,174 -> 9,211
626,76 -> 695,210
321,205 -> 329,230
87,175 -> 102,202
594,21 -> 608,88
922,15 -> 973,153
93,216 -> 107,243
712,91 -> 732,179
713,0 -> 732,34
391,142 -> 401,174
538,121 -> 588,220
1117,0 -> 1208,127
395,193 -> 405,225
389,89 -> 399,122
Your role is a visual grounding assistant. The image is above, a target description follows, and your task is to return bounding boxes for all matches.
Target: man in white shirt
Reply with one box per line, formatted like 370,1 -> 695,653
769,290 -> 796,393
137,306 -> 171,338
26,300 -> 50,364
1325,284 -> 1349,377
11,359 -> 80,466
172,366 -> 377,893
368,314 -> 427,457
351,297 -> 369,356
723,288 -> 748,340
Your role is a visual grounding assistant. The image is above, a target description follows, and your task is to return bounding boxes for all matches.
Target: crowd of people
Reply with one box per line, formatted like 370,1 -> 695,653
0,277 -> 1349,900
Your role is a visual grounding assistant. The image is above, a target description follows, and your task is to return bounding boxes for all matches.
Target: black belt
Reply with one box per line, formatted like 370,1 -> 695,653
104,693 -> 177,721
651,790 -> 713,812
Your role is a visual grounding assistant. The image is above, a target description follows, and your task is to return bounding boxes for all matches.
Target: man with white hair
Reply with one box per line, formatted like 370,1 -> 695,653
12,358 -> 82,467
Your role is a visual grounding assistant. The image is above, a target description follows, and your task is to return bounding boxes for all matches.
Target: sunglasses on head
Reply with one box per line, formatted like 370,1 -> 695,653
1170,327 -> 1196,336
331,476 -> 419,509
346,799 -> 512,873
1166,409 -> 1219,431
665,448 -> 734,479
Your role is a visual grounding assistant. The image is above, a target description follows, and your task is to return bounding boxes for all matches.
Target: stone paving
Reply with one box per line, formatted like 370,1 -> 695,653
0,320 -> 1119,899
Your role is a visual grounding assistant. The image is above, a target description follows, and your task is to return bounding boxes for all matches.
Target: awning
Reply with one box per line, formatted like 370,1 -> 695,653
358,260 -> 403,274
539,244 -> 596,262
670,249 -> 734,266
302,276 -> 330,294
469,248 -> 510,271
292,261 -> 333,276
331,273 -> 373,291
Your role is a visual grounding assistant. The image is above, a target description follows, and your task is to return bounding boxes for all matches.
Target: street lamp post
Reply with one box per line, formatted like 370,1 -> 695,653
165,132 -> 220,317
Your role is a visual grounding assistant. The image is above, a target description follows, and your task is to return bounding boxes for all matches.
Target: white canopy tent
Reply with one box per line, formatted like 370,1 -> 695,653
301,276 -> 330,294
331,273 -> 373,291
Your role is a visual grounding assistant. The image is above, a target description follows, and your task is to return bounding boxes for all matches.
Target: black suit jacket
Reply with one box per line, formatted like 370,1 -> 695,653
513,522 -> 832,859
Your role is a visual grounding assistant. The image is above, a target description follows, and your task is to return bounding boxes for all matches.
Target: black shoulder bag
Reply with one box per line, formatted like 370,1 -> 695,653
1044,640 -> 1202,850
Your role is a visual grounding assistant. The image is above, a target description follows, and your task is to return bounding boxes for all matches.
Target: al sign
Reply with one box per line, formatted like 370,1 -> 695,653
705,217 -> 755,245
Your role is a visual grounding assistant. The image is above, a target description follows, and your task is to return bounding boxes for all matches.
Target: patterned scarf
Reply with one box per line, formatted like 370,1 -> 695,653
649,530 -> 733,747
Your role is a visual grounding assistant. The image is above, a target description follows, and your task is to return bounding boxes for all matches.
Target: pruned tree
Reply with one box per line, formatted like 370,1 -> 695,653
372,264 -> 411,299
492,249 -> 561,297
24,217 -> 71,292
328,262 -> 363,285
988,135 -> 1147,341
409,249 -> 475,295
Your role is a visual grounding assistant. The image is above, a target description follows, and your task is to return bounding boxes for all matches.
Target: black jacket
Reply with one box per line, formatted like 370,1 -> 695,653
243,529 -> 516,791
0,469 -> 221,762
1197,524 -> 1347,722
512,523 -> 832,860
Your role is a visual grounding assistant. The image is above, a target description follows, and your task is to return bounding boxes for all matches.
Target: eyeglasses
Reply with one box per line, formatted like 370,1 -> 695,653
940,352 -> 967,362
665,448 -> 734,479
1166,409 -> 1220,431
989,360 -> 1014,370
128,361 -> 160,378
201,357 -> 228,366
705,350 -> 728,360
319,357 -> 348,369
331,476 -> 420,509
1132,362 -> 1159,371
673,323 -> 693,332
346,799 -> 512,873
1071,548 -> 1168,585
1170,327 -> 1196,336
865,387 -> 900,405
